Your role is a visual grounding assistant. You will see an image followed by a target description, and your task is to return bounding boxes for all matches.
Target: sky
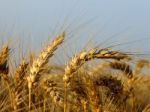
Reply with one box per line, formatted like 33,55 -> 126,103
0,0 -> 150,60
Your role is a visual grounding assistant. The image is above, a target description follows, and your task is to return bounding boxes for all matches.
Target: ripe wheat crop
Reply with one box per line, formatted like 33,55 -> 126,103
0,33 -> 150,112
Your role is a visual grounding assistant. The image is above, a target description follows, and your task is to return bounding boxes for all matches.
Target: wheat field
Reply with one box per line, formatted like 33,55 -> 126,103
0,32 -> 150,112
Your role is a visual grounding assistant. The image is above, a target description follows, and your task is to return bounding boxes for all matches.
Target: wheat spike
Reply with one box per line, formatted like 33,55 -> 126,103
26,32 -> 65,110
94,48 -> 131,61
63,48 -> 130,85
27,32 -> 65,86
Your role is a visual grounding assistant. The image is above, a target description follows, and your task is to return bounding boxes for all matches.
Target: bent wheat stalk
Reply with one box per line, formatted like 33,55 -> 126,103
63,48 -> 130,85
63,48 -> 130,112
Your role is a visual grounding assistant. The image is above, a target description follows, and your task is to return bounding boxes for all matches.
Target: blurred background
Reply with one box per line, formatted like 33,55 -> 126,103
0,0 -> 150,62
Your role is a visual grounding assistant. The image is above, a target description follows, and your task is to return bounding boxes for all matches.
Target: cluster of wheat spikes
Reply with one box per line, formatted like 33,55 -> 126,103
1,33 -> 150,112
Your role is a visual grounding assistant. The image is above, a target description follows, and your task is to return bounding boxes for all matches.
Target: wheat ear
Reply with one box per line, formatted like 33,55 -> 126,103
63,48 -> 130,85
26,32 -> 65,110
63,48 -> 130,111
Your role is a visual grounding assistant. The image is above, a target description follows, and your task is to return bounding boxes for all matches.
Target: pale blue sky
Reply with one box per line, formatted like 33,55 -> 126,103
0,0 -> 150,58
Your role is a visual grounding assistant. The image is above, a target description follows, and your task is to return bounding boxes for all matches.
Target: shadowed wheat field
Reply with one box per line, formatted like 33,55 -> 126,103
1,32 -> 150,112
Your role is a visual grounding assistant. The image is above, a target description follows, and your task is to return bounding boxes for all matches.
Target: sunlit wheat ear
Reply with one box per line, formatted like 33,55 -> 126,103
63,48 -> 130,85
26,32 -> 65,110
27,32 -> 65,85
42,80 -> 64,107
63,49 -> 97,86
134,59 -> 150,75
93,48 -> 131,61
109,61 -> 133,78
63,48 -> 130,111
